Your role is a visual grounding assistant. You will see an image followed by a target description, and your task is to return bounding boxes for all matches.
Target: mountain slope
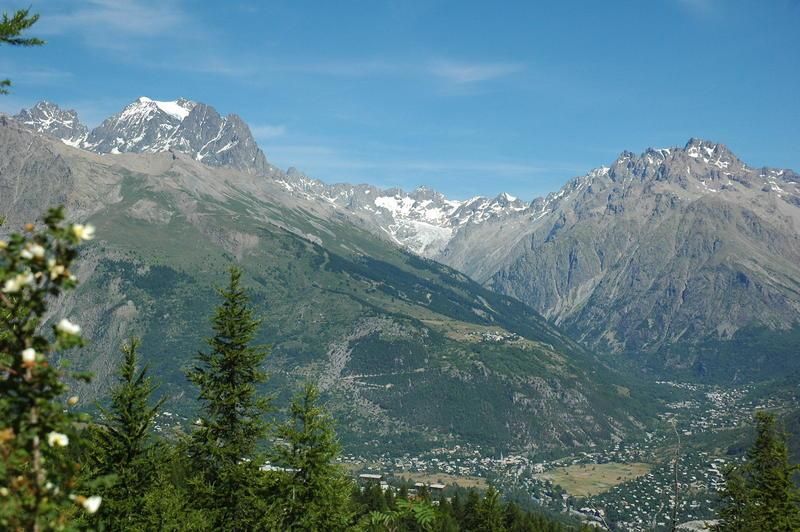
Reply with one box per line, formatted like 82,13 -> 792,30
438,140 -> 800,380
254,139 -> 800,381
16,97 -> 797,381
0,117 -> 651,454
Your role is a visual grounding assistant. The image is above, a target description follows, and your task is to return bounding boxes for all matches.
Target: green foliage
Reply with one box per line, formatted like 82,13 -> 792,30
270,383 -> 354,530
186,266 -> 272,530
476,486 -> 506,531
0,8 -> 44,94
0,208 -> 98,530
86,338 -> 166,530
714,411 -> 800,531
368,498 -> 438,531
364,486 -> 587,532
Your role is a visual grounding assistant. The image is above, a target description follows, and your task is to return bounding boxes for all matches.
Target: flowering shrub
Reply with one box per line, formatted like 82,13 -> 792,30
0,207 -> 101,530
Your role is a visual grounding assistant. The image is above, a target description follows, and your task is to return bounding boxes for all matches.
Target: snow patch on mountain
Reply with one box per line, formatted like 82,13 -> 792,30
137,96 -> 195,120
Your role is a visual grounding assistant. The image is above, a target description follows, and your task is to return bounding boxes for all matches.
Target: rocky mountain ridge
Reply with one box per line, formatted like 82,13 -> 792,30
12,99 -> 531,255
11,99 -> 800,379
437,139 -> 800,378
14,98 -> 271,175
0,117 -> 649,452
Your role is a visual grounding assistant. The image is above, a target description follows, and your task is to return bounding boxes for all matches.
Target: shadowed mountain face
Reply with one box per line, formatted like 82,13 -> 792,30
12,99 -> 800,382
0,118 -> 651,454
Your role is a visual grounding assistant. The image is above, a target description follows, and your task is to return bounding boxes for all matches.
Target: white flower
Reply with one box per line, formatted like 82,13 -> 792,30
21,348 -> 37,363
21,243 -> 45,260
0,487 -> 8,496
0,240 -> 7,250
56,318 -> 81,336
47,258 -> 66,280
72,224 -> 95,241
46,431 -> 69,447
2,272 -> 35,293
82,495 -> 102,514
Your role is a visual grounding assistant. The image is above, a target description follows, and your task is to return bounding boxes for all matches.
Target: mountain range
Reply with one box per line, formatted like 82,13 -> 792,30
0,105 -> 657,455
8,97 -> 800,387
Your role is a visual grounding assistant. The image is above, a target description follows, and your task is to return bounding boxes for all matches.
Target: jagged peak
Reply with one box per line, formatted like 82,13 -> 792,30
125,96 -> 196,121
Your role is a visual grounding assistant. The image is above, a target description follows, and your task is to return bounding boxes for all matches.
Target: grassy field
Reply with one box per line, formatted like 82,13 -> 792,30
537,462 -> 651,497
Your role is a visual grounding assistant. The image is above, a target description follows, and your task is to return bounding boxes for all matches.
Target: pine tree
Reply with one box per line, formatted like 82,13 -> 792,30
186,266 -> 271,529
714,411 -> 800,530
135,445 -> 211,532
88,338 -> 165,530
462,489 -> 482,530
0,8 -> 44,94
476,486 -> 506,531
270,382 -> 353,530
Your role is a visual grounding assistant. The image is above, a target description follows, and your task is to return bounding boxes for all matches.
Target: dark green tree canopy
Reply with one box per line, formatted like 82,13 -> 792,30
88,338 -> 166,530
186,266 -> 272,530
714,411 -> 800,531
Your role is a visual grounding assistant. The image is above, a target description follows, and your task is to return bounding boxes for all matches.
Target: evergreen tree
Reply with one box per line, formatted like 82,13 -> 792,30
0,8 -> 44,94
384,485 -> 397,510
87,338 -> 165,530
714,411 -> 800,531
476,486 -> 506,531
462,489 -> 482,530
186,266 -> 271,529
135,445 -> 211,532
270,382 -> 353,530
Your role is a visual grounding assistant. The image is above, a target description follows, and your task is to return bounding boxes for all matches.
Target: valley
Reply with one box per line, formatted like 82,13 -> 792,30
339,380 -> 795,529
1,95 -> 798,530
1,4 -> 797,530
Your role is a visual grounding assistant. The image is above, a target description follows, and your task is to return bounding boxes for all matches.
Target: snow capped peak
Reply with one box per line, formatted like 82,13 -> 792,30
500,192 -> 517,202
13,101 -> 88,147
130,96 -> 196,121
12,97 -> 269,174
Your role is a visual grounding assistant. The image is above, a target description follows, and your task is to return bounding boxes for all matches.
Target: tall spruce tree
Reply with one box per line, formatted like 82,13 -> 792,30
714,411 -> 800,531
270,382 -> 353,530
88,338 -> 165,530
187,266 -> 271,529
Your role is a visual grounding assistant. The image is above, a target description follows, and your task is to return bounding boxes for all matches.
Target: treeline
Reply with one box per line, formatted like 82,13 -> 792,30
354,484 -> 590,531
0,209 -> 584,531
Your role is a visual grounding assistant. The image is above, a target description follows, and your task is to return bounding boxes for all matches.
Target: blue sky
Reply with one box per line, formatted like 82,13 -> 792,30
1,0 -> 798,200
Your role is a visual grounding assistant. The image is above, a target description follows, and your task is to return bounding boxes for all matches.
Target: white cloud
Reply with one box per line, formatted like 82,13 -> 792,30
0,60 -> 73,86
428,60 -> 524,84
37,0 -> 188,37
250,124 -> 286,140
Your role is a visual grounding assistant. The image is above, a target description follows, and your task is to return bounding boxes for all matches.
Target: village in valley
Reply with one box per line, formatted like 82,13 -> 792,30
337,381 -> 793,530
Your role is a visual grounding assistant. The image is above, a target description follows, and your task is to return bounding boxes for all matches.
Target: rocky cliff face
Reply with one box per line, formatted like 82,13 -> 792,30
437,140 -> 800,377
14,101 -> 88,147
14,97 -> 270,175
